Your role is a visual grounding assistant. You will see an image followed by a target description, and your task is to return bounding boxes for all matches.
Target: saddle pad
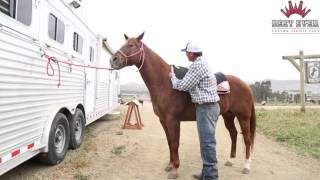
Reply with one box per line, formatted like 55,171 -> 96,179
171,65 -> 230,94
217,81 -> 230,94
215,72 -> 230,94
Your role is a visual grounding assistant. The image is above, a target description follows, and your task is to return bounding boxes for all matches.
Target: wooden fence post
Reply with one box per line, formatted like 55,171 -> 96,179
283,51 -> 320,112
299,51 -> 305,112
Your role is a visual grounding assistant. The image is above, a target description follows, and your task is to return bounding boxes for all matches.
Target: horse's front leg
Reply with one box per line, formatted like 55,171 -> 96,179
158,118 -> 174,172
163,116 -> 181,179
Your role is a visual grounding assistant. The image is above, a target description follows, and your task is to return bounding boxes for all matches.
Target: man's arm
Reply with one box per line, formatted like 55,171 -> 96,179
170,64 -> 204,91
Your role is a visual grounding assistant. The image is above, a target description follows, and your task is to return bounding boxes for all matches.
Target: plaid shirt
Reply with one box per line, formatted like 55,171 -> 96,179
171,56 -> 220,104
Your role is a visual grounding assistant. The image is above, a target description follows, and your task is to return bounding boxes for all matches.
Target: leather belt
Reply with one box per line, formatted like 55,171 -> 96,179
195,102 -> 216,106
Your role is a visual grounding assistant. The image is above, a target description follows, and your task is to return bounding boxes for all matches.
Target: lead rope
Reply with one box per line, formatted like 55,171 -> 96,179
47,56 -> 61,87
137,43 -> 145,71
46,55 -> 114,87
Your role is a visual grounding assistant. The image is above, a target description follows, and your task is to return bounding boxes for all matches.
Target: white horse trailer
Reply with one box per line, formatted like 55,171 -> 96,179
0,0 -> 120,175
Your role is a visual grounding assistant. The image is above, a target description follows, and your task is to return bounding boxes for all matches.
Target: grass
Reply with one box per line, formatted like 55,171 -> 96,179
68,128 -> 97,180
112,145 -> 126,155
74,171 -> 90,180
256,109 -> 320,159
67,127 -> 97,170
83,127 -> 96,152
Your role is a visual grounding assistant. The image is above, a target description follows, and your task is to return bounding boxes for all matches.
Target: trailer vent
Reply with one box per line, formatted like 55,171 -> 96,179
0,0 -> 14,16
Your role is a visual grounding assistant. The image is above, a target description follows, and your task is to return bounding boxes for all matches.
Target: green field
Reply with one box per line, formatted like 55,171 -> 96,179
256,108 -> 320,159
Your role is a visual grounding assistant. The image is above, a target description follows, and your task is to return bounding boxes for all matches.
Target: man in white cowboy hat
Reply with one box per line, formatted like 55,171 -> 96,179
169,41 -> 220,180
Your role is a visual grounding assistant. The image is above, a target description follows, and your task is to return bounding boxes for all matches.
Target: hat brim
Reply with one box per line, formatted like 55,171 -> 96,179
181,48 -> 187,52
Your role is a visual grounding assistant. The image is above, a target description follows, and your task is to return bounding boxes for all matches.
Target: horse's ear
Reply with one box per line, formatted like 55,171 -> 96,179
124,34 -> 129,40
137,32 -> 145,41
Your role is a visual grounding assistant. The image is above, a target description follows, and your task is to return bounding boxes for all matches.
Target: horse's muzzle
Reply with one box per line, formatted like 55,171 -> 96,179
110,55 -> 123,69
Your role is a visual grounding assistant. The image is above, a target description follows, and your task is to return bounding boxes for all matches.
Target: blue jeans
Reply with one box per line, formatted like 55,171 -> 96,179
196,102 -> 220,180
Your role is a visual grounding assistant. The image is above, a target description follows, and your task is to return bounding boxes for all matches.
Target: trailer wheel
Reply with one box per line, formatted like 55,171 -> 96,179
39,113 -> 70,165
69,109 -> 85,149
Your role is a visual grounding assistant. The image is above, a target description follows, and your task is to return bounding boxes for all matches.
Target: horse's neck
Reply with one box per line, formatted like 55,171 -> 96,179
138,45 -> 171,99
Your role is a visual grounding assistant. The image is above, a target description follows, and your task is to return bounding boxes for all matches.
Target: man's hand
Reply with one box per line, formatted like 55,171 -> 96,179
169,65 -> 175,78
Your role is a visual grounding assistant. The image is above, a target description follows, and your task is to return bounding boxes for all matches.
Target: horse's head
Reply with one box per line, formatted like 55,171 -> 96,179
110,32 -> 145,70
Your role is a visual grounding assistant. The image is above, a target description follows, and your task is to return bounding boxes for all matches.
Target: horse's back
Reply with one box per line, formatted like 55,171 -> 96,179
221,75 -> 254,115
226,75 -> 253,93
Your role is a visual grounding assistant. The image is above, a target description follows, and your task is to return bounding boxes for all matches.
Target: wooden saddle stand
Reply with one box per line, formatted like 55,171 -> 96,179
122,100 -> 144,129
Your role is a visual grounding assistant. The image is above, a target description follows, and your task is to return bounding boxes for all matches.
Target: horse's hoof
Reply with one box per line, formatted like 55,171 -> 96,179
165,164 -> 174,172
167,171 -> 178,179
242,168 -> 250,174
225,161 -> 233,166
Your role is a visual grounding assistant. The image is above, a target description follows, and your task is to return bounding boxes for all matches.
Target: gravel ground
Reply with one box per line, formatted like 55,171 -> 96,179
1,102 -> 320,180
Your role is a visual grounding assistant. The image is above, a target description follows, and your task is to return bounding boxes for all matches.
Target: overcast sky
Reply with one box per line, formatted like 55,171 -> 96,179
81,0 -> 320,84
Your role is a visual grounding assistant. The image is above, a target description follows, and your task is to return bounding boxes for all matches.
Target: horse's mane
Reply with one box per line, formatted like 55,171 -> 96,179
144,43 -> 170,68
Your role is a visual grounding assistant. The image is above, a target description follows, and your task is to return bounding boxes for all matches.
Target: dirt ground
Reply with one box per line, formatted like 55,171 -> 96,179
1,102 -> 320,180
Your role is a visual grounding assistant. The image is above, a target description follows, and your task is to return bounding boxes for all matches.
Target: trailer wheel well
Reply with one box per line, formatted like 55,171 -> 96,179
59,108 -> 72,122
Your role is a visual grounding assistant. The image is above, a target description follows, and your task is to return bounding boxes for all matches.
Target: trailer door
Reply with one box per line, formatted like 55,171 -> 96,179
85,44 -> 97,114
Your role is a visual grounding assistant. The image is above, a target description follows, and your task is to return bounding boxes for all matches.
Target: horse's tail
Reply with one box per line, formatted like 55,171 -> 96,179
250,103 -> 256,152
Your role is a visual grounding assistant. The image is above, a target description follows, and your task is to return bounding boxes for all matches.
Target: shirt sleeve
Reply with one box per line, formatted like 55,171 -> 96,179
170,63 -> 204,91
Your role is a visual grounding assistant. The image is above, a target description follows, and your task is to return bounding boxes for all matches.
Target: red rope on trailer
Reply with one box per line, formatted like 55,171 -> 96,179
47,56 -> 61,87
46,55 -> 114,87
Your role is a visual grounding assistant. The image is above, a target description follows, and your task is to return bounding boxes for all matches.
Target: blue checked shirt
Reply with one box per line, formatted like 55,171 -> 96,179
171,56 -> 220,104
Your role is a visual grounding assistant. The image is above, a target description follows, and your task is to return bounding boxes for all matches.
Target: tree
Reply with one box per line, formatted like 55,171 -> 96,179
250,80 -> 272,103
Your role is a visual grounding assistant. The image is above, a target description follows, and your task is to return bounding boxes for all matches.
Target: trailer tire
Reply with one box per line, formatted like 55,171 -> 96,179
69,109 -> 85,149
39,113 -> 70,165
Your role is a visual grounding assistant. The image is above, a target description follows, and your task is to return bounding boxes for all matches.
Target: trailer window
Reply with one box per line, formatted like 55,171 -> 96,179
73,32 -> 83,54
0,0 -> 32,26
89,46 -> 94,62
48,13 -> 65,44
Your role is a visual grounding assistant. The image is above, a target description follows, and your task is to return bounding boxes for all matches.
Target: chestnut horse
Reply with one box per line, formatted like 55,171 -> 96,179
109,33 -> 256,179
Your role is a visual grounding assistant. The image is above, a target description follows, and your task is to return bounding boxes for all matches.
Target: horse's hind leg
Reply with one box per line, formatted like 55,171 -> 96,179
237,115 -> 252,174
222,112 -> 237,166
